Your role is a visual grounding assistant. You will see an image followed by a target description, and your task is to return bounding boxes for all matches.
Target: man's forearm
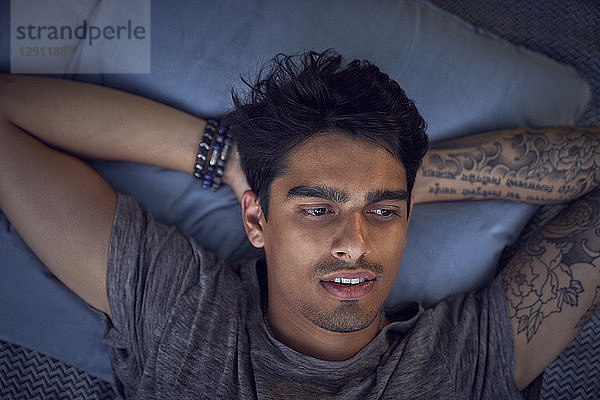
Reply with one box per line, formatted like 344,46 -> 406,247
0,74 -> 204,174
413,126 -> 600,204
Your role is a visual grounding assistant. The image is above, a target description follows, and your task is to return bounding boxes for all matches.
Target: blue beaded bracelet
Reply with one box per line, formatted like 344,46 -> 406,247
194,120 -> 232,191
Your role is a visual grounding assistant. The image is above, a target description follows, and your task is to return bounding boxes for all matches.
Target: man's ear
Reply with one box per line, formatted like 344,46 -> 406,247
241,190 -> 265,248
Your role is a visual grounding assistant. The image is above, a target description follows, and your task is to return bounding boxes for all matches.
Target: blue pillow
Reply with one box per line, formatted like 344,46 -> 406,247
0,0 -> 589,382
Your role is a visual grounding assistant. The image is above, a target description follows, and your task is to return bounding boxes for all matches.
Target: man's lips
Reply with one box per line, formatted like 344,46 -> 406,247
320,270 -> 377,281
321,280 -> 376,300
320,270 -> 377,300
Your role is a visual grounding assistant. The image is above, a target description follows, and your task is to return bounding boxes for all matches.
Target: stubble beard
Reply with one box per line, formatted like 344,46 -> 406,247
299,299 -> 381,333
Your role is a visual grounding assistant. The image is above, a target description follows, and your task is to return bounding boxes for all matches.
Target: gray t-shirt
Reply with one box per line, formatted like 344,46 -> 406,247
103,194 -> 523,399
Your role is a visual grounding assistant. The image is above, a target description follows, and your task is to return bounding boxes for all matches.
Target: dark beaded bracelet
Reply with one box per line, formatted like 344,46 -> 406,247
194,120 -> 232,191
212,133 -> 233,191
193,120 -> 218,179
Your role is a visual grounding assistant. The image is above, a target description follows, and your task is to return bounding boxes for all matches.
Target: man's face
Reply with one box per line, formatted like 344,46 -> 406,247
252,133 -> 409,333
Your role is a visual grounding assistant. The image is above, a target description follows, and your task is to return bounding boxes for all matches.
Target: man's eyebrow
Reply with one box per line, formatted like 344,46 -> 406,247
365,189 -> 408,204
286,185 -> 350,203
286,186 -> 408,204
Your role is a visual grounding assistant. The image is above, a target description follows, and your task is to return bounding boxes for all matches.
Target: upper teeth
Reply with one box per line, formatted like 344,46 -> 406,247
331,277 -> 367,284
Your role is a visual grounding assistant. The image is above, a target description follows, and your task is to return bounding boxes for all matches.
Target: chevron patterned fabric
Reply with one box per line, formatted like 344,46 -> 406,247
0,340 -> 116,400
543,311 -> 600,399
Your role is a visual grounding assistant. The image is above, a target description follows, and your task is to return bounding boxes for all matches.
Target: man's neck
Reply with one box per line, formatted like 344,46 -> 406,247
265,300 -> 387,361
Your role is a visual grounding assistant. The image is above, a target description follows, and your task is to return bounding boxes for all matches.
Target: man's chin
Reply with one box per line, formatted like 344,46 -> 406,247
300,301 -> 381,333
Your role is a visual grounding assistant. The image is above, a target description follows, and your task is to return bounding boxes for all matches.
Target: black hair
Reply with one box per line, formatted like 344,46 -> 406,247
224,49 -> 429,219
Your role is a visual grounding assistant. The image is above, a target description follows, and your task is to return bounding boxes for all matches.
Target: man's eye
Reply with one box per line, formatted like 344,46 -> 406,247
303,208 -> 331,217
370,209 -> 398,217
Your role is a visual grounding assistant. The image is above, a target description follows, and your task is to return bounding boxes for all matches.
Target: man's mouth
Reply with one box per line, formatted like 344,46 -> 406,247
329,277 -> 370,285
320,273 -> 377,299
320,270 -> 377,282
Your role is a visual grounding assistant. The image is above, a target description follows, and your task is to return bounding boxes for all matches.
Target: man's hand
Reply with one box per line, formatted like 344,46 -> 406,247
223,144 -> 251,202
413,126 -> 600,205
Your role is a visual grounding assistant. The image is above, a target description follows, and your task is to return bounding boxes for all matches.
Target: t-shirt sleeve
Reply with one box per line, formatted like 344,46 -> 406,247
429,274 -> 524,398
102,193 -> 218,392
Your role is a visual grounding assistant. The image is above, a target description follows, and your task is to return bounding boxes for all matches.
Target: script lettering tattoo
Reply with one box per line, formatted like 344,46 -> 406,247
506,191 -> 521,200
502,190 -> 600,342
428,183 -> 456,195
426,128 -> 600,200
526,195 -> 555,203
461,188 -> 501,198
460,173 -> 501,186
422,169 -> 457,180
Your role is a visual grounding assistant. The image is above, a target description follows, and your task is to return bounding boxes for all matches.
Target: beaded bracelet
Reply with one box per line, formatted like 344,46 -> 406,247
193,120 -> 217,179
193,119 -> 232,191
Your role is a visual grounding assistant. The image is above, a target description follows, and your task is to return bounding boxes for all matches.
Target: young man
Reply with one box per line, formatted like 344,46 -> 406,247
1,51 -> 599,398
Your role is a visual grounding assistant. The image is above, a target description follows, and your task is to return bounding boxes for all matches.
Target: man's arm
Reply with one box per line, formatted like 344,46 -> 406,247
412,125 -> 600,389
0,74 -> 232,316
0,113 -> 116,315
0,74 -> 205,172
503,187 -> 600,389
413,126 -> 600,204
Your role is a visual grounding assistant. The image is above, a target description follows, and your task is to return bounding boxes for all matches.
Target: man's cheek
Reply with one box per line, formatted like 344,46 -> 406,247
289,227 -> 330,249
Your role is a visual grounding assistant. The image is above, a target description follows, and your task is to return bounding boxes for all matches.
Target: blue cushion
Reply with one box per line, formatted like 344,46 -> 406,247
0,0 -> 589,381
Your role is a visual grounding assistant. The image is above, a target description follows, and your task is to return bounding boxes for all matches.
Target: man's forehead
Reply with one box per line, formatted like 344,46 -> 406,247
273,133 -> 408,202
285,135 -> 406,171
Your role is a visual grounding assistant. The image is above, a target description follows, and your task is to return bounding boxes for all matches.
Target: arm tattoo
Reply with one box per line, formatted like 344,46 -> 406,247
507,130 -> 600,195
502,189 -> 600,342
426,128 -> 600,201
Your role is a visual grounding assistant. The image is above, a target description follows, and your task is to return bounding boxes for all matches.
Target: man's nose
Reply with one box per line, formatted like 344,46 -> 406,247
331,212 -> 371,262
